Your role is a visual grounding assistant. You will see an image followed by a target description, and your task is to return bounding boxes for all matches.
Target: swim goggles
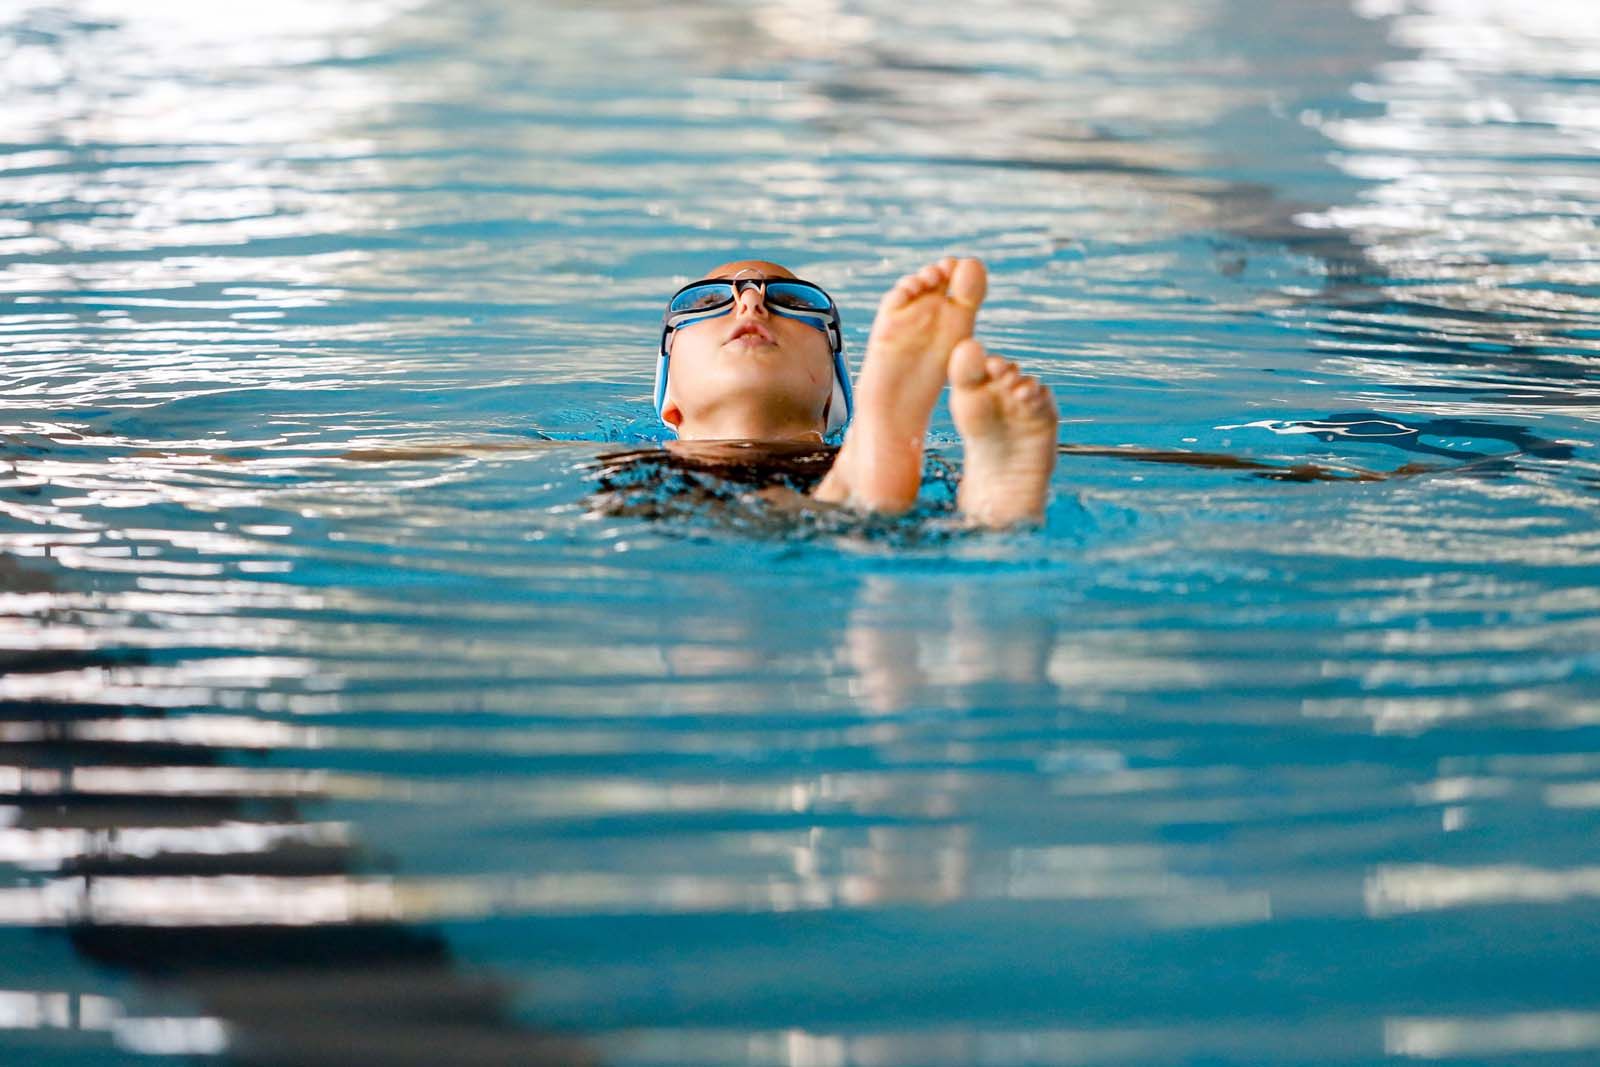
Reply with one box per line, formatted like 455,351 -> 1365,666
655,276 -> 853,435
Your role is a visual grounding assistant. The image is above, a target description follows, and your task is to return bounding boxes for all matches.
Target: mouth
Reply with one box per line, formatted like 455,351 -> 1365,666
725,321 -> 775,346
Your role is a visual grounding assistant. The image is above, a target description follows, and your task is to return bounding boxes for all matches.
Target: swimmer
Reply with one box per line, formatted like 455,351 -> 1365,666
655,257 -> 1059,527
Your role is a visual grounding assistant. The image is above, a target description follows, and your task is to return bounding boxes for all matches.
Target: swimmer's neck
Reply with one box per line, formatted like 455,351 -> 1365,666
672,411 -> 826,445
663,437 -> 834,464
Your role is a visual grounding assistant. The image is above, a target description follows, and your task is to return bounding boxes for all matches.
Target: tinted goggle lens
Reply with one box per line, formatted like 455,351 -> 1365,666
669,284 -> 734,315
765,282 -> 833,313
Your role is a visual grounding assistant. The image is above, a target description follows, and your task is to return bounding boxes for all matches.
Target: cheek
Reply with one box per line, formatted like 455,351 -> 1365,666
667,330 -> 716,384
806,346 -> 835,390
778,326 -> 833,386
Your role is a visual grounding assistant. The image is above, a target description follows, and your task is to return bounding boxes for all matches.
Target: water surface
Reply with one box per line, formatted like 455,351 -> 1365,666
2,0 -> 1599,1063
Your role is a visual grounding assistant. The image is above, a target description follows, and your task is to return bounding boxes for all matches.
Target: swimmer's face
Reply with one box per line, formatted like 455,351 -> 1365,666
661,259 -> 836,438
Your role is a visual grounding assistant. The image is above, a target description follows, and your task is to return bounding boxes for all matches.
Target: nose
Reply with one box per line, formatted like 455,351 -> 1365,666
732,282 -> 769,317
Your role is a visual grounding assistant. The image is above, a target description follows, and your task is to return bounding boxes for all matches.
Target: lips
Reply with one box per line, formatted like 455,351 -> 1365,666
725,321 -> 774,345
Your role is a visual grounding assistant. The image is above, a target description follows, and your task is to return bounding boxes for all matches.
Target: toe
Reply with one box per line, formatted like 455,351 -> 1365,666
949,338 -> 990,387
883,274 -> 922,308
946,257 -> 988,310
1020,379 -> 1059,417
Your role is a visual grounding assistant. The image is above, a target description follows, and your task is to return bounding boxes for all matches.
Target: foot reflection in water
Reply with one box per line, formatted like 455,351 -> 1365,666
845,576 -> 1060,721
0,596 -> 597,1066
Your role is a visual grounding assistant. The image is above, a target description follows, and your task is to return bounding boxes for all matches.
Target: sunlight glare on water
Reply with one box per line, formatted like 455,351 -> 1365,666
1,0 -> 1599,1064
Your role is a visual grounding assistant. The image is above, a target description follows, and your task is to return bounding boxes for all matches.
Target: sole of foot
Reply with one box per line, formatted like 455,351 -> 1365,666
815,257 -> 988,512
948,338 -> 1060,528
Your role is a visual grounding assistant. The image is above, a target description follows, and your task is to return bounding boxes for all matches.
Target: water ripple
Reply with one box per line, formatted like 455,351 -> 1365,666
4,0 -> 1600,1063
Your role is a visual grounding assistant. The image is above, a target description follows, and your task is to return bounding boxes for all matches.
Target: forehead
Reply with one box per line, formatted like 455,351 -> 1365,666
702,259 -> 797,281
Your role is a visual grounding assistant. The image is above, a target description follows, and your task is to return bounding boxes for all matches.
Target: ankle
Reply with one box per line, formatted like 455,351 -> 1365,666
819,432 -> 924,513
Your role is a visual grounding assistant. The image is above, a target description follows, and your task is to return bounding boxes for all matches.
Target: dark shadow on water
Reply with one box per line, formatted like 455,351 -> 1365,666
1079,412 -> 1576,482
0,558 -> 599,1066
1057,442 -> 1441,483
580,409 -> 1570,532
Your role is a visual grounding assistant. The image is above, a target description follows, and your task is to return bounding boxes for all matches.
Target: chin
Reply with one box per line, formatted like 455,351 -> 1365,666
717,342 -> 786,366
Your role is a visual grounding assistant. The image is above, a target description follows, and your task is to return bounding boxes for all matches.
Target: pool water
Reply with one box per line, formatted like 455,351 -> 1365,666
2,0 -> 1599,1063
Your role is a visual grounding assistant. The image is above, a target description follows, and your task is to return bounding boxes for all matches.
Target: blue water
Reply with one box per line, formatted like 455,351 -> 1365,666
3,0 -> 1600,1063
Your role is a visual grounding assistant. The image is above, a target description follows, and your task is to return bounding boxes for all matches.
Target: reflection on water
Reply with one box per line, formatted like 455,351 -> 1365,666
4,0 -> 1600,1063
2,628 -> 596,1063
1300,0 -> 1600,421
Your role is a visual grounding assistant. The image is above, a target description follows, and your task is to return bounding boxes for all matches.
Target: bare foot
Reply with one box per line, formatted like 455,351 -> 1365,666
814,257 -> 987,512
948,339 -> 1060,528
